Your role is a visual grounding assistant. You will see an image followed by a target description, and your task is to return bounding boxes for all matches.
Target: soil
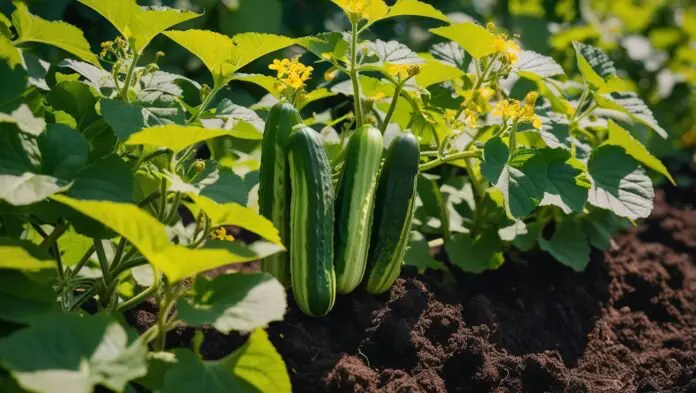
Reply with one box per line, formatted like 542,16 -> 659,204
128,187 -> 696,393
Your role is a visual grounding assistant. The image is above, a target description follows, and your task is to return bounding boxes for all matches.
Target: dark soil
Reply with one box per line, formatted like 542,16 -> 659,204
128,188 -> 696,393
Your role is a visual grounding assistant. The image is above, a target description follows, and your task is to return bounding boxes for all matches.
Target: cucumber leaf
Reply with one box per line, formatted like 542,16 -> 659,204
539,220 -> 590,271
430,22 -> 497,59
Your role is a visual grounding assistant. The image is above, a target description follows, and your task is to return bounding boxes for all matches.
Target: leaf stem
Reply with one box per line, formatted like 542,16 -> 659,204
350,21 -> 364,128
380,82 -> 403,133
188,84 -> 222,125
120,54 -> 141,102
419,150 -> 482,171
93,239 -> 111,288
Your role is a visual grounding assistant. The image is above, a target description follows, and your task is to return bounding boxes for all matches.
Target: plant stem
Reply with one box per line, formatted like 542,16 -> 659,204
69,245 -> 95,279
350,22 -> 364,128
380,82 -> 403,133
157,179 -> 168,220
111,257 -> 148,278
93,239 -> 111,295
117,265 -> 160,312
419,150 -> 482,171
164,192 -> 182,224
120,54 -> 141,102
188,84 -> 222,125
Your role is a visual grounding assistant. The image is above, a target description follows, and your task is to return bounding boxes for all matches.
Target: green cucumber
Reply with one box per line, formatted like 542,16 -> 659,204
288,126 -> 336,316
334,126 -> 383,293
259,101 -> 302,287
365,132 -> 420,294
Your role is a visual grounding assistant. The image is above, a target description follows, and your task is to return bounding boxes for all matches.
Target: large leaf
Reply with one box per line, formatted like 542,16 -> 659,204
572,41 -> 616,88
178,272 -> 286,334
11,1 -> 99,66
515,50 -> 565,80
365,39 -> 425,67
190,195 -> 282,246
101,99 -> 184,140
67,155 -> 133,202
51,195 -> 269,282
0,271 -> 57,324
0,36 -> 21,69
445,231 -> 504,274
414,59 -> 464,88
539,220 -> 590,271
539,149 -> 590,214
375,0 -> 450,23
0,104 -> 45,136
163,30 -> 295,86
429,41 -> 469,70
603,121 -> 673,184
46,81 -> 99,132
59,59 -> 116,92
331,0 -> 388,22
582,208 -> 628,250
162,330 -> 290,393
125,125 -> 252,153
587,145 -> 654,220
39,124 -> 89,179
200,99 -> 264,139
481,138 -> 547,218
430,22 -> 497,59
0,239 -> 53,271
0,313 -> 148,393
595,92 -> 668,139
76,0 -> 200,54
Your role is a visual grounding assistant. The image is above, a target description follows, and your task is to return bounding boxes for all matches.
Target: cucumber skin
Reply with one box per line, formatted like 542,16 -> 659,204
259,101 -> 302,287
334,126 -> 383,294
288,126 -> 336,316
365,132 -> 420,295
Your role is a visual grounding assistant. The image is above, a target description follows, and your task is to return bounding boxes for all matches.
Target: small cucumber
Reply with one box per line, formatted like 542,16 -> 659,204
334,126 -> 383,293
288,126 -> 336,316
365,132 -> 420,294
258,101 -> 302,287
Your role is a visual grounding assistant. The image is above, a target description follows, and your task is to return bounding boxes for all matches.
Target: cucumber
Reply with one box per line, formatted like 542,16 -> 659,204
259,101 -> 302,287
334,126 -> 383,293
365,132 -> 420,295
288,126 -> 336,316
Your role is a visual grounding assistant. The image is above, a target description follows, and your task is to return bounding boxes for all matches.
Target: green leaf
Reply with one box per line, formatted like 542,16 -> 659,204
365,39 -> 425,66
481,138 -> 547,218
572,41 -> 615,88
539,149 -> 590,214
0,313 -> 148,393
101,99 -> 184,140
0,104 -> 46,135
376,0 -> 451,23
587,145 -> 654,220
0,13 -> 12,39
0,35 -> 22,69
331,0 -> 388,22
582,208 -> 629,250
11,1 -> 99,66
55,226 -> 93,266
417,174 -> 449,239
430,41 -> 469,70
126,125 -> 252,153
76,0 -> 200,54
191,195 -> 282,246
59,59 -> 116,91
178,272 -> 286,334
39,124 -> 89,180
46,81 -> 100,132
22,52 -> 50,91
0,239 -> 53,271
595,92 -> 668,139
445,231 -> 504,274
430,22 -> 497,59
602,121 -> 673,184
539,220 -> 590,271
403,231 -> 446,274
163,30 -> 295,86
162,330 -> 291,393
296,32 -> 348,62
415,59 -> 465,88
67,155 -> 133,202
51,195 -> 267,282
200,99 -> 264,140
0,271 -> 57,324
515,50 -> 565,80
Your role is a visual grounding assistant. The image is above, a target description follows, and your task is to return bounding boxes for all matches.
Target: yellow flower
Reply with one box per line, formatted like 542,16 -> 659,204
486,22 -> 497,32
492,37 -> 507,53
524,91 -> 539,106
269,57 -> 313,90
531,116 -> 542,129
464,109 -> 478,128
493,100 -> 521,119
210,227 -> 234,242
335,0 -> 387,21
324,68 -> 338,81
479,86 -> 495,101
385,63 -> 411,79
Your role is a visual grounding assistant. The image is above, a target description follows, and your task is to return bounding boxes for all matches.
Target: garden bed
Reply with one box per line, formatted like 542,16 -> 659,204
128,188 -> 696,393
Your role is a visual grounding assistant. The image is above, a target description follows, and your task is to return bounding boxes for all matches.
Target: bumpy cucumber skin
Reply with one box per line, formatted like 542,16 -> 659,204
365,132 -> 420,295
288,126 -> 336,316
259,101 -> 302,287
334,126 -> 383,294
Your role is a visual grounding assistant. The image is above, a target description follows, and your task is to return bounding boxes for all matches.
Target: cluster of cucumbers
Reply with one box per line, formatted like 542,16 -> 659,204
258,101 -> 419,316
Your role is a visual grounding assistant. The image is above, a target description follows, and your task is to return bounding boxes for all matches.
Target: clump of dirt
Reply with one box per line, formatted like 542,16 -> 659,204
130,189 -> 696,392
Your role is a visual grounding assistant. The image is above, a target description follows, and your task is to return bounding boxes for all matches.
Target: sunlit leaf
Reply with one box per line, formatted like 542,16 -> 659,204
376,0 -> 450,23
101,99 -> 185,140
0,239 -> 53,271
126,125 -> 254,153
0,313 -> 148,393
515,50 -> 565,80
164,30 -> 295,87
12,1 -> 99,66
178,272 -> 286,334
572,41 -> 615,89
190,194 -> 282,246
595,92 -> 668,139
162,330 -> 291,393
331,0 -> 389,22
603,121 -> 673,184
200,99 -> 264,139
430,22 -> 497,59
0,35 -> 21,69
415,59 -> 465,88
77,0 -> 200,54
587,145 -> 654,220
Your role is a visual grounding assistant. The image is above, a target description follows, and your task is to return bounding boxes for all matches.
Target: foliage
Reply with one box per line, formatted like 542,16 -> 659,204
0,0 -> 686,391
